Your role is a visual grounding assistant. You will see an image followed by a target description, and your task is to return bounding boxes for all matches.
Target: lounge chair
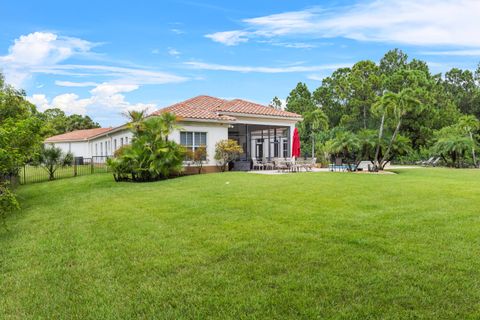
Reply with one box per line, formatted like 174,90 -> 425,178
430,157 -> 441,167
417,157 -> 434,166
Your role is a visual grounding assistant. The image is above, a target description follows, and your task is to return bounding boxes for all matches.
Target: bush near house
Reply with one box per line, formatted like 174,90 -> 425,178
107,113 -> 185,182
185,145 -> 207,174
214,139 -> 243,172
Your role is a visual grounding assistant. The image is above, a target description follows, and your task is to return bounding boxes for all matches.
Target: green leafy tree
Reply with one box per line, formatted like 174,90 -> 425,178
286,82 -> 316,115
39,108 -> 100,136
269,96 -> 283,110
444,68 -> 480,116
214,139 -> 243,172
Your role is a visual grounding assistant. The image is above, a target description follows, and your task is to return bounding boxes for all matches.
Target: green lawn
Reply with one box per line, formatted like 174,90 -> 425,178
1,169 -> 480,319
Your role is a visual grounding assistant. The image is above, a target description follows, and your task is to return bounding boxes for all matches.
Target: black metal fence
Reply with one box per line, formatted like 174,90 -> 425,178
19,156 -> 111,185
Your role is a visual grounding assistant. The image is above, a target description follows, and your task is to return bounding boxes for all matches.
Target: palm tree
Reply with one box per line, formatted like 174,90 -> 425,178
123,109 -> 148,132
457,115 -> 479,167
303,109 -> 328,157
327,130 -> 361,170
372,88 -> 421,170
433,134 -> 473,167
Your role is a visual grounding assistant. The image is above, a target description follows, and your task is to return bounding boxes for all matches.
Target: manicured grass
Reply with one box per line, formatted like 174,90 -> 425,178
1,169 -> 480,319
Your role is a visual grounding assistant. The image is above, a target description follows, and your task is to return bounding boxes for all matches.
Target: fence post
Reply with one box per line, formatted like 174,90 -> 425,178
91,158 -> 94,174
74,161 -> 77,177
23,165 -> 26,185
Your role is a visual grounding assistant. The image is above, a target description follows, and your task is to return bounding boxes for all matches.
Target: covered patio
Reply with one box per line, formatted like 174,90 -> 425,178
228,124 -> 292,170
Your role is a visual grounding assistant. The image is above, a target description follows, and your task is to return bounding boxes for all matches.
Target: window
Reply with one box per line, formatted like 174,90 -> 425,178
125,137 -> 129,144
114,139 -> 117,151
120,138 -> 124,146
180,131 -> 207,160
100,142 -> 103,156
95,143 -> 98,156
283,139 -> 288,158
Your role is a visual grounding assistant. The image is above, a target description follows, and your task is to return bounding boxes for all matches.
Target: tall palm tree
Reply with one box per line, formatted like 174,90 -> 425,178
372,88 -> 421,169
303,109 -> 329,157
457,115 -> 479,167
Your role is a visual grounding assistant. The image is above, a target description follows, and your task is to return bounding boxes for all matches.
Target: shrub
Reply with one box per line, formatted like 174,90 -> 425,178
107,113 -> 185,182
214,139 -> 243,172
39,144 -> 70,180
0,182 -> 19,229
185,145 -> 208,174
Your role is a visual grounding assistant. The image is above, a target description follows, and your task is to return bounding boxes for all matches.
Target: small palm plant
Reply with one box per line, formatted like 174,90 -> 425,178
39,145 -> 72,180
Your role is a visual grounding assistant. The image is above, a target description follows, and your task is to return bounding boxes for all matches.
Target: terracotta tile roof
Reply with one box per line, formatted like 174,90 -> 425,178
45,128 -> 113,142
154,100 -> 236,121
217,99 -> 302,118
152,95 -> 301,120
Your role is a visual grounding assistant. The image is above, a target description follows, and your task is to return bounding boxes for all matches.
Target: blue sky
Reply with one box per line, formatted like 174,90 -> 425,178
1,0 -> 480,126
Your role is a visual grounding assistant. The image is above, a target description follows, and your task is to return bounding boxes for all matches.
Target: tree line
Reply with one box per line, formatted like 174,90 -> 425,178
0,73 -> 99,226
279,49 -> 480,169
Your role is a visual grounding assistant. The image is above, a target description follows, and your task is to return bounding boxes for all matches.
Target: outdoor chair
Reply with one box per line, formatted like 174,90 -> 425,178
430,157 -> 441,167
263,158 -> 275,170
277,160 -> 289,172
418,157 -> 434,166
252,158 -> 264,170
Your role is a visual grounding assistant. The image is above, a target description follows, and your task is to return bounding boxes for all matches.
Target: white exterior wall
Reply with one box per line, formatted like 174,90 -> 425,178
46,141 -> 90,158
172,121 -> 229,166
91,129 -> 133,157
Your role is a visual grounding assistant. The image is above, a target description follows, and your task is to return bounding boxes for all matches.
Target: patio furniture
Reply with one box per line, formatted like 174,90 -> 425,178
356,161 -> 371,171
263,158 -> 275,170
430,157 -> 441,167
252,158 -> 264,170
417,157 -> 434,166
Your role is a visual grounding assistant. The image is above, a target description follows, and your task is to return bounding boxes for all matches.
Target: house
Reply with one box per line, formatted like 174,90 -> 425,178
45,95 -> 302,171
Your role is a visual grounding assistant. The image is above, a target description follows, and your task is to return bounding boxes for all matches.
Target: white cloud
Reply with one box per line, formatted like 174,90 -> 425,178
27,94 -> 50,111
0,32 -> 94,87
28,82 -> 156,115
55,80 -> 98,87
307,74 -> 325,81
170,28 -> 185,35
205,30 -> 249,46
421,49 -> 480,56
184,61 -> 350,73
168,48 -> 181,57
51,93 -> 93,114
206,1 -> 480,48
0,31 -> 188,88
44,64 -> 186,85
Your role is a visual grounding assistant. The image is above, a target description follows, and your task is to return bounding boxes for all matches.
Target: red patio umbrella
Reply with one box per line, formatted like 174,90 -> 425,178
291,127 -> 301,159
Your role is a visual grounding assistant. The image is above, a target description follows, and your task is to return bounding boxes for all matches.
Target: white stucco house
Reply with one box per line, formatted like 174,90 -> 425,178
45,95 -> 302,172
